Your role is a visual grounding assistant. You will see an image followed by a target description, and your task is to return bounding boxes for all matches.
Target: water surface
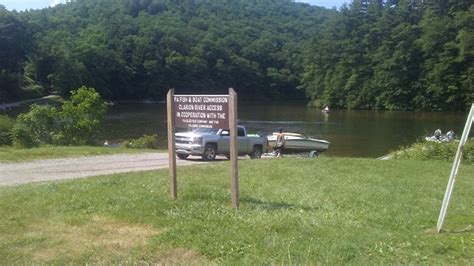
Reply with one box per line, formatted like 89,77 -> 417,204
99,102 -> 468,158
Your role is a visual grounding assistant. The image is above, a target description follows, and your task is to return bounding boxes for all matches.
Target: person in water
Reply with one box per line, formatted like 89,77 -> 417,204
274,128 -> 285,157
434,129 -> 442,140
446,129 -> 454,141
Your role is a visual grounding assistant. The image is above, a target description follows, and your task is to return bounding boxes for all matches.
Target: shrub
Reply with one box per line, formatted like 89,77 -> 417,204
11,105 -> 59,148
56,86 -> 107,145
11,86 -> 107,148
121,134 -> 159,149
0,115 -> 15,146
391,140 -> 474,164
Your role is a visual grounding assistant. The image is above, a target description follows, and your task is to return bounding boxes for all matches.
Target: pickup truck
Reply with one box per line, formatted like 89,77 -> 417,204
175,126 -> 267,160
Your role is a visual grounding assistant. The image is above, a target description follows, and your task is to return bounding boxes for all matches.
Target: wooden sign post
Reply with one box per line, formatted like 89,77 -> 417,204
436,103 -> 474,233
167,89 -> 177,199
229,88 -> 239,209
166,88 -> 239,209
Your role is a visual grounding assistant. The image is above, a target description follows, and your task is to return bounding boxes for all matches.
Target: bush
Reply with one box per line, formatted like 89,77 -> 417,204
0,115 -> 15,146
391,140 -> 474,164
11,86 -> 107,148
55,86 -> 107,145
121,134 -> 159,149
11,105 -> 59,148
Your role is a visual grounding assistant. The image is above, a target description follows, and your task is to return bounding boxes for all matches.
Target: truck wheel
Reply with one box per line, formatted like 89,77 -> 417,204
177,154 -> 189,160
250,146 -> 263,159
202,144 -> 217,161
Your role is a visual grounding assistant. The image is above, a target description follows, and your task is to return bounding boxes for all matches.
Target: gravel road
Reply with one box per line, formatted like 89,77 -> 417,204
0,153 -> 205,187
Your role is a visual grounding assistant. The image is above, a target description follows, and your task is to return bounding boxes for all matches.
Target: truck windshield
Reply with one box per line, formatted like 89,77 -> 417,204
192,128 -> 219,134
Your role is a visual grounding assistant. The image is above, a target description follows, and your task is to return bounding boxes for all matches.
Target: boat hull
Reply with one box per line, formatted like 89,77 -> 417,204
267,133 -> 330,153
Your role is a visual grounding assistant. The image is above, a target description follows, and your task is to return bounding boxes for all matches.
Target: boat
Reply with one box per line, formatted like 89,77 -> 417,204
267,132 -> 330,154
424,129 -> 455,143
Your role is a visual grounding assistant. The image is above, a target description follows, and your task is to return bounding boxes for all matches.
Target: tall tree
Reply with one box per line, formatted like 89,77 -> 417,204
0,6 -> 30,99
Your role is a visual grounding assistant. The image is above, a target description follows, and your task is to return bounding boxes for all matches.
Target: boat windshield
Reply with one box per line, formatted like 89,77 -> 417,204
192,128 -> 219,135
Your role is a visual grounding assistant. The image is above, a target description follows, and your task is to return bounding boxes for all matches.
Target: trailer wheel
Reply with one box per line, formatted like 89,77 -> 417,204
177,154 -> 189,160
250,146 -> 263,159
309,150 -> 319,158
202,144 -> 217,161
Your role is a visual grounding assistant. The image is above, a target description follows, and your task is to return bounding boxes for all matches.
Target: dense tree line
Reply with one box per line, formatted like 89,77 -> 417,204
0,0 -> 332,101
301,0 -> 473,111
0,0 -> 472,110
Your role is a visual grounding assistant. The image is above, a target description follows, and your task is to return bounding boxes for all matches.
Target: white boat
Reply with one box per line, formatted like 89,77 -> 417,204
267,132 -> 330,154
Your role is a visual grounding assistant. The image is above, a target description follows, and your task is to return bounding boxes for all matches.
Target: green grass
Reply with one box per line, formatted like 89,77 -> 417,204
0,157 -> 472,264
0,146 -> 162,162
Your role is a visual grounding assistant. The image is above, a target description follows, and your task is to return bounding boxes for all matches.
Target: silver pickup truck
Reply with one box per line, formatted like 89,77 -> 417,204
175,126 -> 267,160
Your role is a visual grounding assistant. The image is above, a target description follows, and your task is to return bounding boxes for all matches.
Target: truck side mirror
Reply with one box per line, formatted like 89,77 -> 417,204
221,130 -> 230,136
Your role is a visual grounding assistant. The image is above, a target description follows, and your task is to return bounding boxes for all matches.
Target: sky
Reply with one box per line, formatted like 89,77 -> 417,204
1,0 -> 349,11
1,0 -> 64,11
297,0 -> 348,9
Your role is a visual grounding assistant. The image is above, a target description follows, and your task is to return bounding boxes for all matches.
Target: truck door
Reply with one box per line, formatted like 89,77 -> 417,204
238,127 -> 250,155
218,130 -> 230,154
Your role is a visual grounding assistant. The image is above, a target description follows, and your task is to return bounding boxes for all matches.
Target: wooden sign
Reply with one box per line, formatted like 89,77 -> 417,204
173,95 -> 229,129
167,89 -> 239,209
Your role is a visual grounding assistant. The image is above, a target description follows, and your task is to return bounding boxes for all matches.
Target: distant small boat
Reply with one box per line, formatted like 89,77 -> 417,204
267,132 -> 330,154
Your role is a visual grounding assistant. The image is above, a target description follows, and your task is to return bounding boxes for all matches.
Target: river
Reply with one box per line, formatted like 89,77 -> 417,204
98,102 -> 468,158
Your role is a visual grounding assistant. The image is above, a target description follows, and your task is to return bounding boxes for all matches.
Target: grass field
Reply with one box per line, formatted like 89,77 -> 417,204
0,157 -> 472,264
0,146 -> 160,162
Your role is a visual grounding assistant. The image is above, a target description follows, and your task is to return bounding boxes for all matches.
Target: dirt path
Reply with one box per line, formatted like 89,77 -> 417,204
0,153 -> 205,187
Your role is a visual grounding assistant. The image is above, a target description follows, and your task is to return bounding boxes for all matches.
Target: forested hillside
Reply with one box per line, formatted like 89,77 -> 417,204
301,0 -> 473,111
0,0 -> 332,101
0,0 -> 472,110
